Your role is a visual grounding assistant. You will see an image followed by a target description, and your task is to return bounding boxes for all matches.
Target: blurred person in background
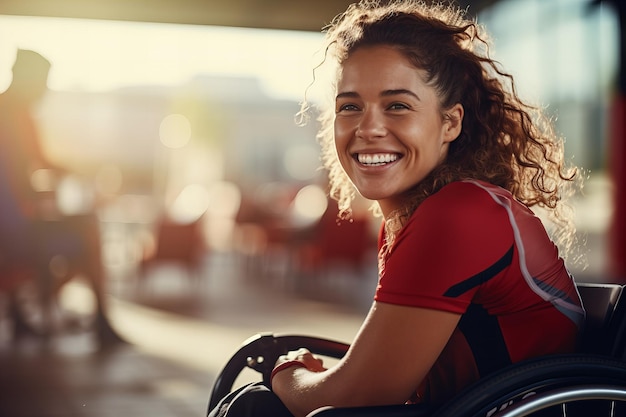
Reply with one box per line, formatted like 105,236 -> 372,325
209,1 -> 585,416
0,49 -> 122,347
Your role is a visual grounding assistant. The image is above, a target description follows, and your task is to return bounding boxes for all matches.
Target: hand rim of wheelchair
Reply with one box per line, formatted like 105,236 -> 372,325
208,333 -> 350,411
489,385 -> 626,417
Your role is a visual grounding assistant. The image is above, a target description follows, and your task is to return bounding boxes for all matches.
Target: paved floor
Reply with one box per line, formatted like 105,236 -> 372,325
0,252 -> 374,417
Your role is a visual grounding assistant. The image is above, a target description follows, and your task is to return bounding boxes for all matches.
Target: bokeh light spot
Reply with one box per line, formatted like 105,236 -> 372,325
159,113 -> 191,149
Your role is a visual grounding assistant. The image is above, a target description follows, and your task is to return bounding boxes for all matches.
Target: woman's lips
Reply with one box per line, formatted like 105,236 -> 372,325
355,152 -> 400,166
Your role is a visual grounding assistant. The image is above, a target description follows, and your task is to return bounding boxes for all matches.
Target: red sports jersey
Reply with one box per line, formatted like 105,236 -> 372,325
374,180 -> 584,405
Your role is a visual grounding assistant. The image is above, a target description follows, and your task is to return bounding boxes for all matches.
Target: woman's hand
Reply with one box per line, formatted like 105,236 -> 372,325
275,348 -> 327,373
271,348 -> 328,416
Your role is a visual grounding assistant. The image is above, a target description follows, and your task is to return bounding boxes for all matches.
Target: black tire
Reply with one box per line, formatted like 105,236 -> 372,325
433,354 -> 626,417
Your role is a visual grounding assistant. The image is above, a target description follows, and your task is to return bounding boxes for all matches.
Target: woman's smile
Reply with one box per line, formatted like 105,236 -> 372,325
355,152 -> 401,166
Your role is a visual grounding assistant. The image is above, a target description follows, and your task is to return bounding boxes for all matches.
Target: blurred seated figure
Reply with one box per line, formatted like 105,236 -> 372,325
0,49 -> 122,347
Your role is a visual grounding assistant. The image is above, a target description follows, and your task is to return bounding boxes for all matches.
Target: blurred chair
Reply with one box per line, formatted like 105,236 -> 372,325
138,216 -> 207,291
232,186 -> 297,281
297,199 -> 375,278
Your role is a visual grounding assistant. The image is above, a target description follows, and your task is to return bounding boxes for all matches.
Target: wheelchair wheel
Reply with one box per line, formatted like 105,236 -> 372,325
433,354 -> 626,417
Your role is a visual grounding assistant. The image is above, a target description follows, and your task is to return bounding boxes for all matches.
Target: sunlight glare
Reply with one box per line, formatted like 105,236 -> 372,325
0,14 -> 325,102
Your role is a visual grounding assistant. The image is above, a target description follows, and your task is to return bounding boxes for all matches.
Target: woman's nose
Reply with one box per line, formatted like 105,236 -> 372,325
356,109 -> 386,140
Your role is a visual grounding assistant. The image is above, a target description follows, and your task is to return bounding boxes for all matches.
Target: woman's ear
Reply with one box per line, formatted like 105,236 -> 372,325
443,103 -> 464,143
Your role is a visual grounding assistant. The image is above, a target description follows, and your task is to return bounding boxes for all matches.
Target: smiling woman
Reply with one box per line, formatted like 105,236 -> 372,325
207,1 -> 585,416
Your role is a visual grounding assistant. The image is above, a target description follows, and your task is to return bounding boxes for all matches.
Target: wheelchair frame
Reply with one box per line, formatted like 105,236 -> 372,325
208,282 -> 626,416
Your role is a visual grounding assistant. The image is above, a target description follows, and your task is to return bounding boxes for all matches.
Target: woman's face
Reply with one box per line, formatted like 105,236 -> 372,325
334,45 -> 463,217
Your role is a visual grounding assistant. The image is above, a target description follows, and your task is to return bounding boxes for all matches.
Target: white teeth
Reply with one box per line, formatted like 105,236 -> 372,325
357,153 -> 399,166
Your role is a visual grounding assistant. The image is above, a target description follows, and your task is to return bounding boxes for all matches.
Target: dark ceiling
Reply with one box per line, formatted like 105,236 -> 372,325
0,0 -> 500,32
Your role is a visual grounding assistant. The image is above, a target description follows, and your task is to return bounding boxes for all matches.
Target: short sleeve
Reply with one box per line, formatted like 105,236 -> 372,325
375,181 -> 516,313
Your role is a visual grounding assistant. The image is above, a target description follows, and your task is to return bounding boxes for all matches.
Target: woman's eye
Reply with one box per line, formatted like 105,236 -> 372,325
389,102 -> 409,110
337,103 -> 359,112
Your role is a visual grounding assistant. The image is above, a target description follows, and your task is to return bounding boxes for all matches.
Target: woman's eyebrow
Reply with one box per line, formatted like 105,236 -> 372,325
336,91 -> 359,100
335,89 -> 421,101
381,89 -> 421,100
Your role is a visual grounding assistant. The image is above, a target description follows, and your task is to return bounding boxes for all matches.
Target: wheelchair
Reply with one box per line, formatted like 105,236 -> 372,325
208,282 -> 626,416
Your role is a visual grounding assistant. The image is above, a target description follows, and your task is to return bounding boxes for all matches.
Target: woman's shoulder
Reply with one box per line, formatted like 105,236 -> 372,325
420,180 -> 514,214
401,180 -> 515,243
441,179 -> 511,196
403,180 -> 523,243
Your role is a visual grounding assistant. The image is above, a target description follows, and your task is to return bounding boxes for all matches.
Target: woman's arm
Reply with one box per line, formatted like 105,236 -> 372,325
271,301 -> 461,417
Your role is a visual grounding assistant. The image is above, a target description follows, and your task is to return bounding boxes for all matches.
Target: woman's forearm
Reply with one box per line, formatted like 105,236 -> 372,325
272,366 -> 339,417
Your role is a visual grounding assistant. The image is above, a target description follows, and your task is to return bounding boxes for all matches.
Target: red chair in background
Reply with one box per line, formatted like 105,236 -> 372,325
138,216 -> 207,290
298,200 -> 376,277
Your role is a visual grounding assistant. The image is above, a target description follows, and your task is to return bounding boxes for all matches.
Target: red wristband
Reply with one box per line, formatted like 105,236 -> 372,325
270,360 -> 307,384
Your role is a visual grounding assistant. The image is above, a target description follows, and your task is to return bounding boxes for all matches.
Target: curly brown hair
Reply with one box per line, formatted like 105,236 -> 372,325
301,0 -> 580,258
